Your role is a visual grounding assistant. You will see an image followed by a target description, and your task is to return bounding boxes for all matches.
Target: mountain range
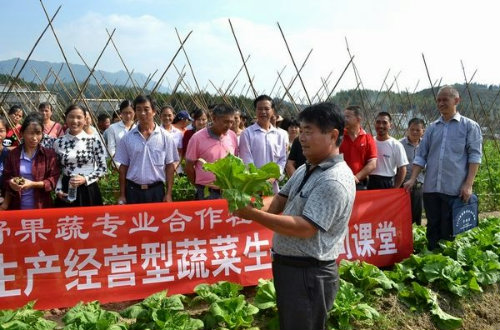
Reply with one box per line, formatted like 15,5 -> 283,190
0,58 -> 167,92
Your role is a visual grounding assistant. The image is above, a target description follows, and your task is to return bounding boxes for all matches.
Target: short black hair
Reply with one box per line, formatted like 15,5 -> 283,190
119,99 -> 133,112
191,108 -> 208,121
133,95 -> 156,110
408,117 -> 425,128
20,112 -> 44,134
65,104 -> 87,118
212,104 -> 235,118
38,102 -> 52,110
298,102 -> 344,147
345,105 -> 362,117
376,111 -> 392,122
281,117 -> 299,131
97,113 -> 111,122
160,105 -> 174,115
253,94 -> 275,110
8,105 -> 22,116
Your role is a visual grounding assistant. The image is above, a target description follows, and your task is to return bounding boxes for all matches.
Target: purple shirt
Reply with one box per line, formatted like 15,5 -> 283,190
238,123 -> 287,193
19,148 -> 36,210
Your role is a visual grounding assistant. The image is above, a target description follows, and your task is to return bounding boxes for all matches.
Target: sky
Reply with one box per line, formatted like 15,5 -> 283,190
1,0 -> 500,100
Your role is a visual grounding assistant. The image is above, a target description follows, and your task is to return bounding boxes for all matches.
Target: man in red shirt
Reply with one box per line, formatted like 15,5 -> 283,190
339,105 -> 377,190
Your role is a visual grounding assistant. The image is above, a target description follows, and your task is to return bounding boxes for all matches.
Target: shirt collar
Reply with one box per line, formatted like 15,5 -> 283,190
252,122 -> 277,133
439,112 -> 461,123
402,136 -> 421,145
20,145 -> 38,161
68,131 -> 89,140
343,127 -> 367,136
132,124 -> 161,135
306,154 -> 344,172
207,126 -> 228,140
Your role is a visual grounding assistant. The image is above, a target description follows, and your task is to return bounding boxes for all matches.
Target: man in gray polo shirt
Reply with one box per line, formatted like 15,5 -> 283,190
235,102 -> 355,330
115,95 -> 179,204
400,117 -> 425,225
404,86 -> 482,250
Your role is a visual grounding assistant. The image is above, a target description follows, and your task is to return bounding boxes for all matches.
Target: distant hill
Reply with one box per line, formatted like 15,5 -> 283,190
0,58 -> 168,93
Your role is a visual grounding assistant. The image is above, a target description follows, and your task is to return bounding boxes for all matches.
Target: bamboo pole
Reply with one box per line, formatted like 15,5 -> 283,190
277,22 -> 312,105
150,31 -> 192,95
228,19 -> 257,99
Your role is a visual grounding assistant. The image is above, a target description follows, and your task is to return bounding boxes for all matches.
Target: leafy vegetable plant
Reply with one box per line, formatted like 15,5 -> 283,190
338,260 -> 396,296
328,279 -> 379,330
398,281 -> 462,330
253,279 -> 279,330
0,301 -> 57,330
121,291 -> 202,330
202,154 -> 281,212
191,281 -> 243,306
203,295 -> 259,330
62,301 -> 128,330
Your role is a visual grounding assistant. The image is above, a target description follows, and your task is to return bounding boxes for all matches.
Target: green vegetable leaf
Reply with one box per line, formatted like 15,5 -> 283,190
253,279 -> 276,310
207,295 -> 259,330
193,281 -> 243,305
62,301 -> 127,330
0,301 -> 56,330
202,154 -> 280,212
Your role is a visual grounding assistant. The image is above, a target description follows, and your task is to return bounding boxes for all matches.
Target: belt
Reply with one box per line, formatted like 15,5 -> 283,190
272,253 -> 335,268
196,184 -> 220,192
126,180 -> 164,190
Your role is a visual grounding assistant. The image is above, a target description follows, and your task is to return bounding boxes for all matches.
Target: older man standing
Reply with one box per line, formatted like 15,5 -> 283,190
115,95 -> 179,204
185,104 -> 239,200
404,86 -> 482,250
235,102 -> 355,330
239,95 -> 287,193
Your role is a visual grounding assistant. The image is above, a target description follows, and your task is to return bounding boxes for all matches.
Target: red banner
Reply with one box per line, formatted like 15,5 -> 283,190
0,188 -> 411,309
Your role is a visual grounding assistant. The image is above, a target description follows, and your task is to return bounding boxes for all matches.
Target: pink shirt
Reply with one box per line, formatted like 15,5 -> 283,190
185,127 -> 239,185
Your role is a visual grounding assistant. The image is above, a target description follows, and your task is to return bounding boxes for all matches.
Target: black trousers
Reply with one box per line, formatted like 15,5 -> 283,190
367,175 -> 393,190
126,180 -> 165,204
272,255 -> 338,330
423,192 -> 455,250
410,184 -> 423,225
55,176 -> 103,207
195,184 -> 222,200
355,178 -> 368,191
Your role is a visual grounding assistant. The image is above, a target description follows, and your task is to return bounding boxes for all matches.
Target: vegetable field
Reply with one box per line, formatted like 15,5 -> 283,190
2,216 -> 499,330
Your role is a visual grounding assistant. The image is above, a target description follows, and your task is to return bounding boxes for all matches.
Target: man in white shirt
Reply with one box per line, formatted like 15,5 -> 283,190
104,100 -> 136,168
368,111 -> 408,189
239,95 -> 288,193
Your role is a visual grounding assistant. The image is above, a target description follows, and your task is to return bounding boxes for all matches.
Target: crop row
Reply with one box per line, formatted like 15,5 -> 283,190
2,216 -> 500,330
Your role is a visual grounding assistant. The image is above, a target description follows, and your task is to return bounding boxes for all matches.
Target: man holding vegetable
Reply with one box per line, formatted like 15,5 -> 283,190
185,104 -> 239,200
235,102 -> 356,330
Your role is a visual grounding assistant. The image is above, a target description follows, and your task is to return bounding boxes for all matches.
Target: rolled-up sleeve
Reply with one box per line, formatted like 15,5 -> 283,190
467,121 -> 482,164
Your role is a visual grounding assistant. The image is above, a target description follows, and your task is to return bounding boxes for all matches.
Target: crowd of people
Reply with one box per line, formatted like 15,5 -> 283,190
0,85 -> 483,330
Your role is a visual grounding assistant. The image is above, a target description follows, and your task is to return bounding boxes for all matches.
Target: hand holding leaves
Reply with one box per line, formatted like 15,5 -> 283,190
202,154 -> 281,212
